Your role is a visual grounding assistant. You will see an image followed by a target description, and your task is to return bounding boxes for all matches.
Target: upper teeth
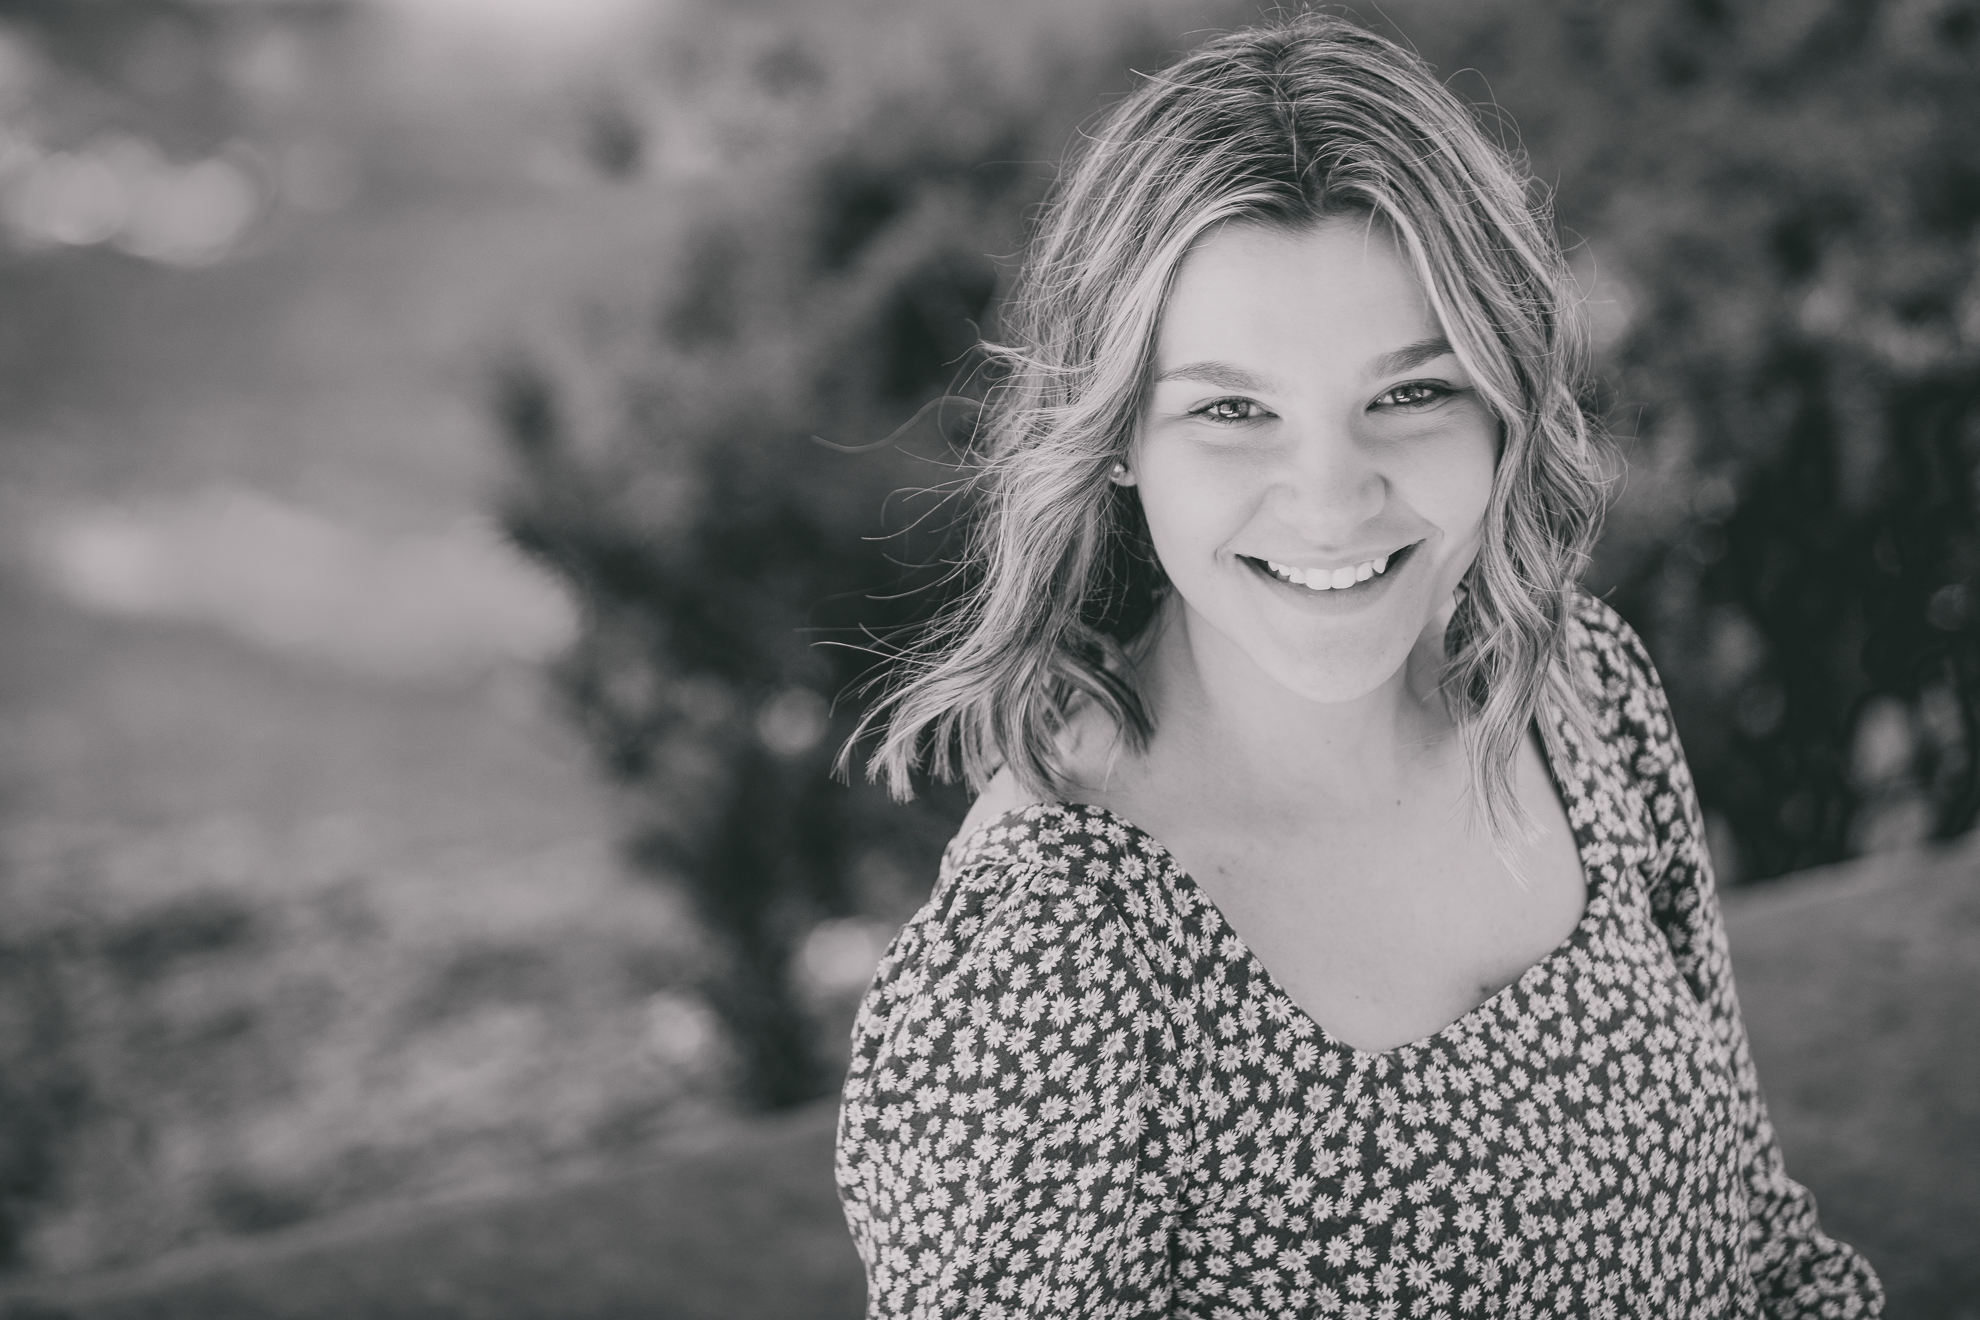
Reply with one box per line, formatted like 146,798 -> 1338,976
1265,554 -> 1391,590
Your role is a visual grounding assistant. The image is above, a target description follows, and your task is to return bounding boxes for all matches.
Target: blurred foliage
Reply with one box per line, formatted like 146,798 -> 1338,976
0,0 -> 341,151
0,817 -> 725,1275
1415,0 -> 1980,879
501,0 -> 1980,1105
496,0 -> 1207,1106
0,933 -> 87,1268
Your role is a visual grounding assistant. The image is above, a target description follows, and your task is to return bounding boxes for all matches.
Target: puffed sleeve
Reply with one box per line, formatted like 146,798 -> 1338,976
1587,600 -> 1883,1318
835,810 -> 1179,1319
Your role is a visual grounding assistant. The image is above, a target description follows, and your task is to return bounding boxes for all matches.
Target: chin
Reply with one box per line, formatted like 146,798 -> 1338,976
1256,634 -> 1417,706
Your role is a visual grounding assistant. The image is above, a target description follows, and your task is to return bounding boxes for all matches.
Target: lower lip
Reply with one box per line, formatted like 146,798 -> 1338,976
1241,543 -> 1419,610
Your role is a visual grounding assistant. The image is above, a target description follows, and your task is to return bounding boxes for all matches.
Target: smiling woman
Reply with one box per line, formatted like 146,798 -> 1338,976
835,12 -> 1880,1319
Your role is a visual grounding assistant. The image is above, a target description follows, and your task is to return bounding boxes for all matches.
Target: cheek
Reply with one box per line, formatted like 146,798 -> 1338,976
1131,443 -> 1255,567
1410,426 -> 1499,553
1444,457 -> 1498,544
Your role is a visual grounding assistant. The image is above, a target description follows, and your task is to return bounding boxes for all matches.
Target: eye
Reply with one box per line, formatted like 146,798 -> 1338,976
1372,382 -> 1452,409
1191,397 -> 1265,423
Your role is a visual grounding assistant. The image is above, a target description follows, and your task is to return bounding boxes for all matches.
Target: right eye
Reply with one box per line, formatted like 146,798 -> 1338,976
1191,397 -> 1264,423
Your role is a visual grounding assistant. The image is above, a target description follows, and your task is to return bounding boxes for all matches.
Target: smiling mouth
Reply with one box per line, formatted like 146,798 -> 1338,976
1241,542 -> 1420,593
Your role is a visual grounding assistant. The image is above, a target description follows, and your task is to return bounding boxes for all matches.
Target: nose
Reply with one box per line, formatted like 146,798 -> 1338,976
1267,419 -> 1385,543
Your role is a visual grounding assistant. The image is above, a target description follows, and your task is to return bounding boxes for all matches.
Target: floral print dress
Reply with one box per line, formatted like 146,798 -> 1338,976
836,595 -> 1881,1319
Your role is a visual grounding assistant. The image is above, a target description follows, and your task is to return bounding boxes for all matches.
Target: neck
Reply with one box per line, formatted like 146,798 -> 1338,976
1124,594 -> 1461,815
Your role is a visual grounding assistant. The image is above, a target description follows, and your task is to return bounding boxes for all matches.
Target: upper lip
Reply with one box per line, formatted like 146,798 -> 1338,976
1246,543 -> 1414,572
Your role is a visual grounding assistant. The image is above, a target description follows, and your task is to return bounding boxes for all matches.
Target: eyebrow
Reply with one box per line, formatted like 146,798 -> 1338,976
1150,360 -> 1275,391
1151,336 -> 1457,392
1370,336 -> 1455,377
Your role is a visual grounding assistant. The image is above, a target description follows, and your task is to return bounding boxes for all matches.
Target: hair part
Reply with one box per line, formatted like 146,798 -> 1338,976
846,11 -> 1610,857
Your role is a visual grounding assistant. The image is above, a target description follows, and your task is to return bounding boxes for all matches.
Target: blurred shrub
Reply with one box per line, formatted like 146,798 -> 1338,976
1410,0 -> 1980,878
494,0 -> 1211,1107
0,932 -> 88,1267
0,819 -> 723,1275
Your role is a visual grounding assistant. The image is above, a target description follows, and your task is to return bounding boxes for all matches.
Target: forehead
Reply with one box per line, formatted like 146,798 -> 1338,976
1153,219 -> 1438,370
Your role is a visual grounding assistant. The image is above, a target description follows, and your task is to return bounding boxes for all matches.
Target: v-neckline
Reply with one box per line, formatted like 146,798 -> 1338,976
947,722 -> 1613,1064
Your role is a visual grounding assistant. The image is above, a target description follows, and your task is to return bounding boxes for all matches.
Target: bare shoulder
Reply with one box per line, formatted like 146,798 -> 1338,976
954,700 -> 1138,843
956,765 -> 1044,842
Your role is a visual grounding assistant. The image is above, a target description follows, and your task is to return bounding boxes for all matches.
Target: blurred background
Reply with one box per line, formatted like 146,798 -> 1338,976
0,0 -> 1973,1316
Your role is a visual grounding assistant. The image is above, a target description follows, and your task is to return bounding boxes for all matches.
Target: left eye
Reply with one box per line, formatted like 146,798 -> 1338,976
1374,382 -> 1448,409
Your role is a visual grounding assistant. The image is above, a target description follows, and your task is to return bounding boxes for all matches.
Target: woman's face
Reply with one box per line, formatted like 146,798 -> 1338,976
1129,218 -> 1499,706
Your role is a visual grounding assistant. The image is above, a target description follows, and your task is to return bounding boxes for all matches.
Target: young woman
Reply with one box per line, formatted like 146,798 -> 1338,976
835,14 -> 1881,1318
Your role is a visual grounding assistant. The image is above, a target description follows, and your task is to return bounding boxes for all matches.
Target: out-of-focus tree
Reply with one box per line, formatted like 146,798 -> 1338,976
1409,0 -> 1980,879
496,0 -> 1211,1107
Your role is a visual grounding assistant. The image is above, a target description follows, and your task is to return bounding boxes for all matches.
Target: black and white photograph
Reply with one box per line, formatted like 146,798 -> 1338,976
0,1 -> 1972,1317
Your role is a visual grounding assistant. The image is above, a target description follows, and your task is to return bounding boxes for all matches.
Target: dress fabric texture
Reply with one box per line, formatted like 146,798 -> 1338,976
835,594 -> 1882,1319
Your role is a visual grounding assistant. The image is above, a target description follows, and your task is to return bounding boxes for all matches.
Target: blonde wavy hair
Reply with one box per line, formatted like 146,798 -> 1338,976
850,12 -> 1609,847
